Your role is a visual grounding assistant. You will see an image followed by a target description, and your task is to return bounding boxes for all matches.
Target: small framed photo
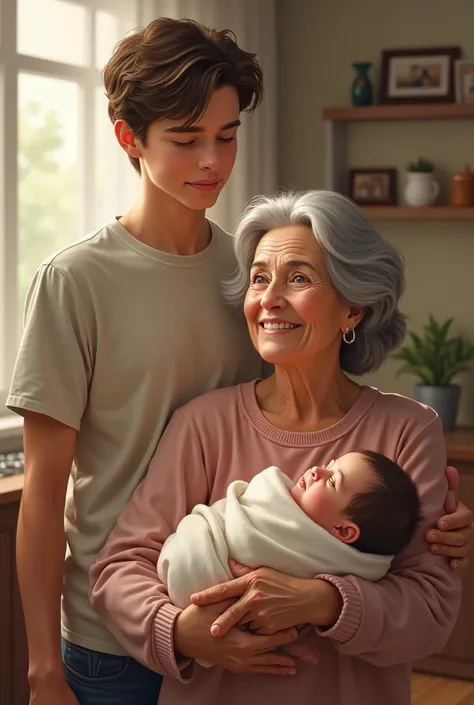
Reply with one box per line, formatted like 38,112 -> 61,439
455,60 -> 474,104
349,168 -> 397,206
380,46 -> 461,104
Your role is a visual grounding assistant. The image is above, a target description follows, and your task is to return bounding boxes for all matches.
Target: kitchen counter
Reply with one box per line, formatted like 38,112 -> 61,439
0,474 -> 23,506
444,427 -> 474,463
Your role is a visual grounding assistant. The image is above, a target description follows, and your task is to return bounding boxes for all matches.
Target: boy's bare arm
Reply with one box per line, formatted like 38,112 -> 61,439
17,411 -> 77,694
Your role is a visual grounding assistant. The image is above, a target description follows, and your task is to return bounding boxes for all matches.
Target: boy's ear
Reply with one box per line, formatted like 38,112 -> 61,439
114,120 -> 141,158
330,521 -> 360,544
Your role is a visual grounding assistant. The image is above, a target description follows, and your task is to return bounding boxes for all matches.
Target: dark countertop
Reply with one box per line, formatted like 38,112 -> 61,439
445,427 -> 474,463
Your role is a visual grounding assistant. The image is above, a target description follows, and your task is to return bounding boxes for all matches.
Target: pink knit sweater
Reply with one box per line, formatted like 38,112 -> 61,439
90,382 -> 461,705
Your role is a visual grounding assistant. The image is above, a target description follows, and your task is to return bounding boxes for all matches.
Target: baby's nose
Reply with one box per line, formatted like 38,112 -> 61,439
311,467 -> 321,481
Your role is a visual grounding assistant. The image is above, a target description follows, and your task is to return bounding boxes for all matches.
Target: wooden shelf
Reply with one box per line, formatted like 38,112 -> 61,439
323,103 -> 474,122
361,206 -> 474,221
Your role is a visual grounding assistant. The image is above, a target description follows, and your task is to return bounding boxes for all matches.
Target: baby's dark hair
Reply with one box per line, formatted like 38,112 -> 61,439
344,450 -> 422,555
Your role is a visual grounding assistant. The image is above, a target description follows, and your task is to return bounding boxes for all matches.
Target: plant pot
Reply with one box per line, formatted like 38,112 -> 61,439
404,172 -> 440,207
414,384 -> 461,431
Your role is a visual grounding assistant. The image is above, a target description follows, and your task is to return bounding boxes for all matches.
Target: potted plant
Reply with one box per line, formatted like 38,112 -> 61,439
404,157 -> 440,207
393,315 -> 474,430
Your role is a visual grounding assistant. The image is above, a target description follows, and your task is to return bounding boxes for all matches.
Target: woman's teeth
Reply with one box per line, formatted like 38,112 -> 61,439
262,322 -> 298,330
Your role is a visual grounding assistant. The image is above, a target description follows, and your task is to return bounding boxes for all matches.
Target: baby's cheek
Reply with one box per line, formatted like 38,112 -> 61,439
304,490 -> 326,523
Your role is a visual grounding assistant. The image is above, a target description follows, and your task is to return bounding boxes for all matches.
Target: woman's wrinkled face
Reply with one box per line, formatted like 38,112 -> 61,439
243,225 -> 353,366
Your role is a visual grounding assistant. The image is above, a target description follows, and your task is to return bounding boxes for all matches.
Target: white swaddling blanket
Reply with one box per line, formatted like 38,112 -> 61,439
158,466 -> 392,611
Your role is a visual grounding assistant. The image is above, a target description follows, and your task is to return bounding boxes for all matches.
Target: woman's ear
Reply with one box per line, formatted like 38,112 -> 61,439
330,521 -> 360,544
114,119 -> 141,158
345,306 -> 366,331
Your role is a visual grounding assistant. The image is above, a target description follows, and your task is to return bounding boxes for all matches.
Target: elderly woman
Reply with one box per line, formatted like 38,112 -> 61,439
91,190 -> 469,705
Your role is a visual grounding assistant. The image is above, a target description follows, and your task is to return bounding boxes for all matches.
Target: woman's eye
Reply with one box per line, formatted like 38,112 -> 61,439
292,274 -> 309,284
218,136 -> 236,143
173,140 -> 195,148
329,476 -> 336,489
251,274 -> 267,284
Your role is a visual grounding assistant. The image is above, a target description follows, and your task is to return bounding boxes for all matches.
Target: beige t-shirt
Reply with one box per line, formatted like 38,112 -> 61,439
7,218 -> 262,654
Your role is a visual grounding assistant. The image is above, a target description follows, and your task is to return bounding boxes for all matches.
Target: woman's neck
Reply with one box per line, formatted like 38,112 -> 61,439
119,176 -> 210,255
256,357 -> 362,432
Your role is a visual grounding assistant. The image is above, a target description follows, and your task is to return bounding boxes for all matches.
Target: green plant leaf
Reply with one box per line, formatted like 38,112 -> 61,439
392,315 -> 474,385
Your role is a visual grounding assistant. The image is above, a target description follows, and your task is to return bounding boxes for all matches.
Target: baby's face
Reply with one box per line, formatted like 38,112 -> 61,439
290,452 -> 374,544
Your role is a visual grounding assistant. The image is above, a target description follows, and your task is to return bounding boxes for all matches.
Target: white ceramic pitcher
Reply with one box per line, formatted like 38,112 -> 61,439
404,172 -> 440,207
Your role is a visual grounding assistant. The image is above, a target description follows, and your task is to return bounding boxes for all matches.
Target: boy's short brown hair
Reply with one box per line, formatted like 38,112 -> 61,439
103,17 -> 264,173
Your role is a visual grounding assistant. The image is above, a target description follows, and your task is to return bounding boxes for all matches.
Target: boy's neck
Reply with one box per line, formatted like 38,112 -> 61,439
119,181 -> 211,256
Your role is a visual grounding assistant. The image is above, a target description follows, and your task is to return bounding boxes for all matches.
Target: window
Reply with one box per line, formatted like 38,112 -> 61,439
0,0 -> 152,414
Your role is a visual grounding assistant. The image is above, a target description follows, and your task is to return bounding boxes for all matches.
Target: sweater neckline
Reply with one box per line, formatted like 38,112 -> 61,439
239,379 -> 379,447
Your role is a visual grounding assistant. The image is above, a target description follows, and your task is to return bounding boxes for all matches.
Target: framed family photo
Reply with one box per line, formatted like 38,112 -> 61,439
455,60 -> 474,104
349,168 -> 397,206
380,46 -> 461,105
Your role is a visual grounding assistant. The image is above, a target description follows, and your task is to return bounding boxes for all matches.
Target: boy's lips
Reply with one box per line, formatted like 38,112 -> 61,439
188,180 -> 221,192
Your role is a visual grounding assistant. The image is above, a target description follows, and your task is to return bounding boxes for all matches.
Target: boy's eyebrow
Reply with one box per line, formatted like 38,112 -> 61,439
164,119 -> 241,134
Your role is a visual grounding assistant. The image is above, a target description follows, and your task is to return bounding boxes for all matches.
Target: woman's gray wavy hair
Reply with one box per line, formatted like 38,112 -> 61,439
224,189 -> 406,375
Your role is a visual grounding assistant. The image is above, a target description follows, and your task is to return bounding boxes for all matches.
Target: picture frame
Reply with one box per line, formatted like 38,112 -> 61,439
455,60 -> 474,104
349,168 -> 397,206
380,46 -> 461,105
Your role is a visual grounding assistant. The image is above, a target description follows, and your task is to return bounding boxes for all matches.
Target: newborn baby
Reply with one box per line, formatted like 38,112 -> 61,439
158,450 -> 422,613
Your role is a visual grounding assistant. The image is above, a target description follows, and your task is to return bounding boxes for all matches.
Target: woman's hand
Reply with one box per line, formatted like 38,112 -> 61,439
174,597 -> 299,675
190,562 -> 343,637
425,466 -> 473,570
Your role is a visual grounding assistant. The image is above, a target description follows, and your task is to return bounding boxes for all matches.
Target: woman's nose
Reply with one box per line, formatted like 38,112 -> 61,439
260,282 -> 285,310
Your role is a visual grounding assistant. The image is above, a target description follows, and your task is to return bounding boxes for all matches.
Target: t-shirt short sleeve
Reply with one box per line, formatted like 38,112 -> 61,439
6,263 -> 92,431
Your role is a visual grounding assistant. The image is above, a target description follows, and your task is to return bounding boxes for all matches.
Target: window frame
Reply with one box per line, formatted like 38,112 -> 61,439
0,0 -> 153,415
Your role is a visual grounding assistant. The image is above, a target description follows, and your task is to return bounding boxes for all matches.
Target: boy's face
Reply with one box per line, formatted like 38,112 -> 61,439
134,85 -> 240,210
290,453 -> 376,544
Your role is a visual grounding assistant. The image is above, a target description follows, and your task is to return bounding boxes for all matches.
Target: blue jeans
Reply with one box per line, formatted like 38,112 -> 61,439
62,638 -> 163,705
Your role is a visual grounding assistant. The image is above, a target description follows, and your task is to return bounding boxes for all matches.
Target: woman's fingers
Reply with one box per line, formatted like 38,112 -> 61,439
247,652 -> 297,674
451,557 -> 468,571
445,466 -> 460,492
428,527 -> 470,548
229,559 -> 253,577
251,627 -> 299,654
248,665 -> 297,675
437,503 -> 472,531
430,540 -> 470,558
191,575 -> 248,606
211,598 -> 250,636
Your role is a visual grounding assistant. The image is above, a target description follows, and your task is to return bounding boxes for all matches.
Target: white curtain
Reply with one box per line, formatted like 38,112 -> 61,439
154,0 -> 277,232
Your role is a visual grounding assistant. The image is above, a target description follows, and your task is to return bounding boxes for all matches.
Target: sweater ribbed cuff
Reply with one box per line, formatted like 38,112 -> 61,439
153,603 -> 195,682
314,575 -> 363,644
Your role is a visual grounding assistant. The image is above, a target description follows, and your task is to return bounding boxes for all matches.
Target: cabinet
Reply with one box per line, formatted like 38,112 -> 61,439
0,487 -> 28,705
414,429 -> 474,680
322,103 -> 474,220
